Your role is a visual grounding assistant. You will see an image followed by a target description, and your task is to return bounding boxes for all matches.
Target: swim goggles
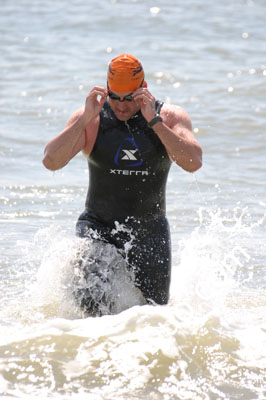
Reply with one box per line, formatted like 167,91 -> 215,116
108,90 -> 134,102
107,80 -> 144,102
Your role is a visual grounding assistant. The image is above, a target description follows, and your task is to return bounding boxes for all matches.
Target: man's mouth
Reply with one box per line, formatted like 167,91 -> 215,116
117,108 -> 129,114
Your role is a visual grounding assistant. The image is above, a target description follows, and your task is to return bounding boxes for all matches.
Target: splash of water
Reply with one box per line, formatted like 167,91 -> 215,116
8,206 -> 264,324
170,207 -> 264,323
28,224 -> 146,320
1,208 -> 265,399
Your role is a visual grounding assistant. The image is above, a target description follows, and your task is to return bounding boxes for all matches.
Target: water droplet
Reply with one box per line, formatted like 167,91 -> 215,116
150,7 -> 160,15
173,82 -> 181,88
155,71 -> 163,78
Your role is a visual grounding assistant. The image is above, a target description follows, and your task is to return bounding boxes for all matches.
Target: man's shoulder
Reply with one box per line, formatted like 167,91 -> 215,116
71,106 -> 84,118
65,106 -> 84,128
66,106 -> 100,130
161,103 -> 191,127
161,103 -> 186,115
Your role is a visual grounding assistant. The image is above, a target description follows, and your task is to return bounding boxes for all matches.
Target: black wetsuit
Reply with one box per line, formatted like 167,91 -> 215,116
76,100 -> 172,313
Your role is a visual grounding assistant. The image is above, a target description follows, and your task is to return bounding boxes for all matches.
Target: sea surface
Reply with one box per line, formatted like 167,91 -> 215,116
1,0 -> 266,399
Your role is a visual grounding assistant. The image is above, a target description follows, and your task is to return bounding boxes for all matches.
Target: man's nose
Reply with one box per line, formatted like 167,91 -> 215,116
117,101 -> 128,108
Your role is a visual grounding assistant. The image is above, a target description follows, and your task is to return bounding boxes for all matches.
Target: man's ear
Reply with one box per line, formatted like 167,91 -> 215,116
142,80 -> 148,88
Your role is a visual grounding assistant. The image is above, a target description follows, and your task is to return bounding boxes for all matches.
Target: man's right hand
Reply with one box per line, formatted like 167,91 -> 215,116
84,86 -> 108,123
43,86 -> 107,171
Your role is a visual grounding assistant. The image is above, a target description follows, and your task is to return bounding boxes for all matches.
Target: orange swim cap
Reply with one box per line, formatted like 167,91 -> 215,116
107,54 -> 144,93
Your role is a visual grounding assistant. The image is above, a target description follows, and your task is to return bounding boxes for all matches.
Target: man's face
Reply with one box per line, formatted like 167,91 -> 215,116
108,90 -> 140,121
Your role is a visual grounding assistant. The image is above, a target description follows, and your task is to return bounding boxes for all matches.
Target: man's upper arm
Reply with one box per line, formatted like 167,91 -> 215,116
166,104 -> 193,135
66,107 -> 100,159
65,108 -> 87,158
160,104 -> 202,171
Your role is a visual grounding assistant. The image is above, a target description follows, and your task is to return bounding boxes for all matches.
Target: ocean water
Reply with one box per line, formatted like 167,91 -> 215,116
1,0 -> 266,399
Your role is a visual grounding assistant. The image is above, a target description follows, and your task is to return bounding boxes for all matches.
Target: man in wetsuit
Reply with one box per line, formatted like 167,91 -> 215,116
43,54 -> 202,315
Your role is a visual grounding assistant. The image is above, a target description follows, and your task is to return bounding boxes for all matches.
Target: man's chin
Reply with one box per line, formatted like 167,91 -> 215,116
114,111 -> 132,121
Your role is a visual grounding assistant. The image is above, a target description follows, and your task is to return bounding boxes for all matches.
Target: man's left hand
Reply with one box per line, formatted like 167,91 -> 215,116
133,88 -> 157,122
